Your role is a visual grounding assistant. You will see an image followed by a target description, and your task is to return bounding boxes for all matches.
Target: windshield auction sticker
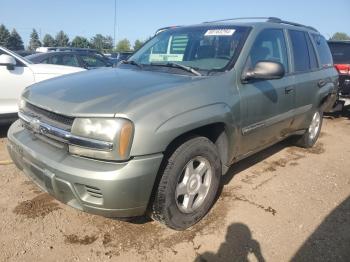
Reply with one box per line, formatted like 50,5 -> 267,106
205,29 -> 236,36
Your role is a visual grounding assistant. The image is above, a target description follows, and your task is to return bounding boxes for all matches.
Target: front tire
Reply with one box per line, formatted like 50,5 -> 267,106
151,136 -> 221,230
294,109 -> 323,148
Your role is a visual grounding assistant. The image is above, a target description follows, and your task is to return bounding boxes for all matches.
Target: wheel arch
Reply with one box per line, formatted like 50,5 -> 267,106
161,122 -> 231,175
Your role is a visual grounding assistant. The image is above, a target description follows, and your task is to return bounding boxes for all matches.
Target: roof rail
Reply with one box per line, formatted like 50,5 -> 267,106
155,26 -> 181,35
267,18 -> 318,32
36,47 -> 99,53
203,17 -> 280,24
203,17 -> 318,32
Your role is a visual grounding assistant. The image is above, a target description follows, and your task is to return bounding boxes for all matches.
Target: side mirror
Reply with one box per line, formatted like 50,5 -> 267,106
243,61 -> 285,82
0,54 -> 16,70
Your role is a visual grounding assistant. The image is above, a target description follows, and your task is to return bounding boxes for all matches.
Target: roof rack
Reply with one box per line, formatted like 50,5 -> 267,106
203,17 -> 318,32
203,17 -> 279,23
155,26 -> 181,35
268,18 -> 318,32
36,47 -> 99,53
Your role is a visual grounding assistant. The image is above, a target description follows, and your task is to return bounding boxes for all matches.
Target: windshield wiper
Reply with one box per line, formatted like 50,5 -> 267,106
150,62 -> 202,76
121,60 -> 143,69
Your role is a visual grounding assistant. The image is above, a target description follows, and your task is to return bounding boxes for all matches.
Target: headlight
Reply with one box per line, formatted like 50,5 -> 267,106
18,98 -> 26,111
69,118 -> 134,161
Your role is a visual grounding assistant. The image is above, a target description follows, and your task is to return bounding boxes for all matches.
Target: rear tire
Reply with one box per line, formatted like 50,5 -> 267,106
151,136 -> 221,230
294,109 -> 323,148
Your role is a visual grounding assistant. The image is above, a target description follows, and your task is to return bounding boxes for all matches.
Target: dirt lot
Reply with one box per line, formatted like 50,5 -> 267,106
0,109 -> 349,262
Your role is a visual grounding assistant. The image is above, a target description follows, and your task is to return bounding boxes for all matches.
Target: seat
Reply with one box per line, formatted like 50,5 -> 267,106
196,45 -> 215,59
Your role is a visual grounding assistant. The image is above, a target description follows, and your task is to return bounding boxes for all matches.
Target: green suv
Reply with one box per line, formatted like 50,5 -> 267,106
7,18 -> 338,230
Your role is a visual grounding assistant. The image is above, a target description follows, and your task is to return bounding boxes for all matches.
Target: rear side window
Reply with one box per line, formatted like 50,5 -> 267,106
247,28 -> 289,72
289,30 -> 311,72
328,42 -> 350,64
80,55 -> 106,68
40,57 -> 50,64
312,34 -> 333,67
61,54 -> 80,67
305,34 -> 319,70
51,54 -> 80,67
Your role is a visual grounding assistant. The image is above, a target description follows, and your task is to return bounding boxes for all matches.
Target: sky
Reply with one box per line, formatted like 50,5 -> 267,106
1,0 -> 350,47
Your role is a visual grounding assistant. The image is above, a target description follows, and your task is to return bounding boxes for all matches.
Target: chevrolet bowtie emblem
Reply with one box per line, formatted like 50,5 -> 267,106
29,118 -> 41,133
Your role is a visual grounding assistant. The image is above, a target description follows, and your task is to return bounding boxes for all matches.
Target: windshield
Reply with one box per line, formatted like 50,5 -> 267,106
329,42 -> 350,64
26,53 -> 42,61
129,26 -> 249,72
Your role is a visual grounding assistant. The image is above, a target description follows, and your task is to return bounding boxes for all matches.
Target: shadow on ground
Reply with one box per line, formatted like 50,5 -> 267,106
195,223 -> 265,262
0,124 -> 10,139
324,104 -> 350,120
222,139 -> 290,185
291,196 -> 350,262
195,197 -> 350,262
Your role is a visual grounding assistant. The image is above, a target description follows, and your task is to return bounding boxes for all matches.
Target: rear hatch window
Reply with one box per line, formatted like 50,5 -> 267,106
328,42 -> 350,64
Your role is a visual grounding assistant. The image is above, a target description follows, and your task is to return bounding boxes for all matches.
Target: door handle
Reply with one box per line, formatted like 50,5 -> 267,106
285,87 -> 294,94
318,79 -> 327,88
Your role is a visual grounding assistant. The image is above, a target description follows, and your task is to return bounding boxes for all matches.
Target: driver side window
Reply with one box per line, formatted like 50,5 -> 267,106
247,29 -> 289,72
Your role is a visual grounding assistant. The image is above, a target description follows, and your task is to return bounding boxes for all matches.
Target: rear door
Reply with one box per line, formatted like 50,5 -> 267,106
311,35 -> 339,109
288,31 -> 335,130
238,28 -> 295,154
0,49 -> 34,115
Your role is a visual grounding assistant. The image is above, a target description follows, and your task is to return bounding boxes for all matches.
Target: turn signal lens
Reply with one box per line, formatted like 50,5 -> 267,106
119,121 -> 133,158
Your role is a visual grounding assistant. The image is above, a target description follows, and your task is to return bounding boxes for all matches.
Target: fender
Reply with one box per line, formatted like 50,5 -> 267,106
129,102 -> 238,157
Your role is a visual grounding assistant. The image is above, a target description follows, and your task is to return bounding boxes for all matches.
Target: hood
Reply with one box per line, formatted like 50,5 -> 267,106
22,67 -> 200,117
29,63 -> 85,75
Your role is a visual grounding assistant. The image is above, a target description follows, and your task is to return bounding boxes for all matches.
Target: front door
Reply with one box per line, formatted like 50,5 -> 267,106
238,28 -> 295,154
0,50 -> 34,115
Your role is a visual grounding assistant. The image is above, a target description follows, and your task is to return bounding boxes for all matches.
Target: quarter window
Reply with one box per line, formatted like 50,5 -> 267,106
312,34 -> 333,67
247,29 -> 289,72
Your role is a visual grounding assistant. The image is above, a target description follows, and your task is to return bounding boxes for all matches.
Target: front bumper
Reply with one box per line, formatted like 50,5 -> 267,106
7,120 -> 163,218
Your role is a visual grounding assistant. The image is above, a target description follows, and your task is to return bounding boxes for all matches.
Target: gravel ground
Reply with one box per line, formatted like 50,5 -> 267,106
0,109 -> 349,262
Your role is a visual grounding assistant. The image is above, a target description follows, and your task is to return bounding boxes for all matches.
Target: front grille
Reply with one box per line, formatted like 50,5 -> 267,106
24,103 -> 74,130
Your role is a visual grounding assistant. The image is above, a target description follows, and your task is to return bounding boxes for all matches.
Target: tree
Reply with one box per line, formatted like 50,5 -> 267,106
90,34 -> 104,50
0,24 -> 11,48
7,29 -> 24,50
133,39 -> 144,51
116,38 -> 131,52
42,34 -> 56,47
90,34 -> 113,51
330,32 -> 350,41
55,30 -> 69,47
104,36 -> 114,51
29,29 -> 41,51
72,36 -> 90,48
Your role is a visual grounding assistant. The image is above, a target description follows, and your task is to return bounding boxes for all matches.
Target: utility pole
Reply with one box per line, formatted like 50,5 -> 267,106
113,0 -> 117,48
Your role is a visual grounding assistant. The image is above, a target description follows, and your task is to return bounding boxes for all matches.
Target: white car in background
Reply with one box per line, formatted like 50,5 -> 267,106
0,46 -> 85,124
